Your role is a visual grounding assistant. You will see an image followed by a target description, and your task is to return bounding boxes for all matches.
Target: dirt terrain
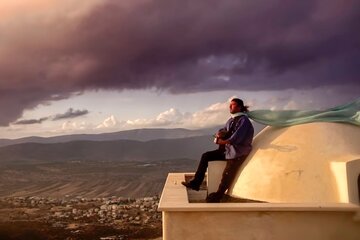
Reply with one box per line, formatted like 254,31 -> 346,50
0,221 -> 161,240
0,158 -> 197,198
0,157 -> 198,239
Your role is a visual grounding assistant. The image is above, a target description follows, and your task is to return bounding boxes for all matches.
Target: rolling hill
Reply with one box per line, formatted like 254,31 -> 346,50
0,135 -> 214,163
0,124 -> 265,198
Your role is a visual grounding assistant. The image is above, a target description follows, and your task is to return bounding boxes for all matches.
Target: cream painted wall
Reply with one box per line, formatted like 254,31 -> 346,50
163,211 -> 360,240
229,123 -> 360,203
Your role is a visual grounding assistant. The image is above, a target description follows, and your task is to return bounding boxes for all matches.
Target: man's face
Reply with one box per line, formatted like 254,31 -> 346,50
229,101 -> 241,114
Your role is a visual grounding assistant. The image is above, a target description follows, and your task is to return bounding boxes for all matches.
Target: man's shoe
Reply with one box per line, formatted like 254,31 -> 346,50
206,192 -> 222,203
181,181 -> 200,191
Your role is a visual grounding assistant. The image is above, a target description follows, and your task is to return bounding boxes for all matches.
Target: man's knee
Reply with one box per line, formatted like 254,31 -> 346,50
201,151 -> 213,161
202,150 -> 224,161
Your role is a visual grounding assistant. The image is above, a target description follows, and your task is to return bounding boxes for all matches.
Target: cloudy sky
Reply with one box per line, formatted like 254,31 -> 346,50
1,0 -> 359,139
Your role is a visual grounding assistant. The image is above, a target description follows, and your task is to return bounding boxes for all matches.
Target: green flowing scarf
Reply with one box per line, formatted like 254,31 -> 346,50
244,98 -> 360,127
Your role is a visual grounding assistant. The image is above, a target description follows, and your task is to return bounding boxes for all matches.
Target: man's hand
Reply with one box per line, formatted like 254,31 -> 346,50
215,129 -> 230,145
216,138 -> 230,145
216,129 -> 228,139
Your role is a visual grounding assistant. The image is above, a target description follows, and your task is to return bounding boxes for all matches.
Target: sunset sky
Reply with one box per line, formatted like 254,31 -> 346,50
0,0 -> 359,139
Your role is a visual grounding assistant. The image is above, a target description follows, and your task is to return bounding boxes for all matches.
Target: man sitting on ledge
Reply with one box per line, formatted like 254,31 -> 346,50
182,98 -> 254,203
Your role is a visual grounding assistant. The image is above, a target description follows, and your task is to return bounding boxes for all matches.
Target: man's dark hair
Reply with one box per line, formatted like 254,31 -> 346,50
231,98 -> 249,112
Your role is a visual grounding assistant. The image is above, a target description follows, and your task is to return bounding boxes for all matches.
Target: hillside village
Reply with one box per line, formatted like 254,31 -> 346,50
0,195 -> 162,240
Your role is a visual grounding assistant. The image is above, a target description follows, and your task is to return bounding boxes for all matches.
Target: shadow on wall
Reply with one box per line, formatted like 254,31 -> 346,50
236,127 -> 288,174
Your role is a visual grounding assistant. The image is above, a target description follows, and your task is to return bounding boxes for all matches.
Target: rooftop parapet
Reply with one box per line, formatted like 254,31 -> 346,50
158,173 -> 360,240
158,122 -> 360,240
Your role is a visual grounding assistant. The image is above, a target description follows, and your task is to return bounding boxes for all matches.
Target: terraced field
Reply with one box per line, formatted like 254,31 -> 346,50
0,158 -> 197,198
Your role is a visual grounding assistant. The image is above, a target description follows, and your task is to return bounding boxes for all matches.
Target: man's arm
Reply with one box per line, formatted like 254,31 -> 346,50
216,117 -> 249,145
215,119 -> 231,139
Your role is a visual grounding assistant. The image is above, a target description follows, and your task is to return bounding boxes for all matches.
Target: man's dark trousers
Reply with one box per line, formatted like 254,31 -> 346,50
191,149 -> 247,195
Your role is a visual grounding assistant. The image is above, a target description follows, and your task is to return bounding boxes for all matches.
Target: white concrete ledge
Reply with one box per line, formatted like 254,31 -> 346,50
159,173 -> 360,240
207,161 -> 227,194
158,173 -> 360,212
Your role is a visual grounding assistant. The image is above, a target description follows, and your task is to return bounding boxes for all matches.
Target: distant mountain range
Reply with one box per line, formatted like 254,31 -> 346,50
0,136 -> 214,163
0,123 -> 265,164
0,127 -> 217,148
0,122 -> 265,148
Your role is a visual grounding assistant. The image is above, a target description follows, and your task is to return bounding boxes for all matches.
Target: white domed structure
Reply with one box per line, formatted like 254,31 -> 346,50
229,122 -> 360,203
159,122 -> 360,240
